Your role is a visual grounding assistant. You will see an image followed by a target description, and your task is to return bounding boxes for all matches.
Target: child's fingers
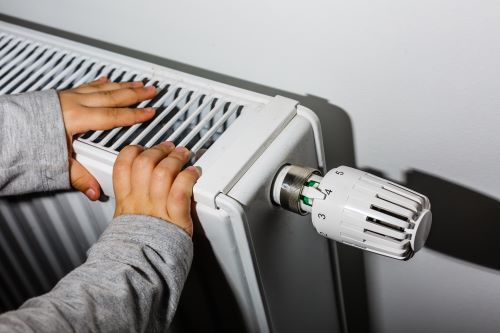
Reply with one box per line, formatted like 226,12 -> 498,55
88,76 -> 108,86
130,142 -> 176,193
81,86 -> 156,108
72,107 -> 155,133
92,81 -> 145,91
69,158 -> 101,201
166,166 -> 201,235
150,146 -> 191,203
113,145 -> 145,198
73,81 -> 144,94
71,76 -> 108,92
69,76 -> 105,93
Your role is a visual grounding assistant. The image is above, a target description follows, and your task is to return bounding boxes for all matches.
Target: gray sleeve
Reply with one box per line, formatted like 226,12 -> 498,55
0,90 -> 70,196
0,214 -> 193,333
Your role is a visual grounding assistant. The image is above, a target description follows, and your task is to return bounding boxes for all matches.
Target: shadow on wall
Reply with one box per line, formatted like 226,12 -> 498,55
406,171 -> 500,271
364,168 -> 500,271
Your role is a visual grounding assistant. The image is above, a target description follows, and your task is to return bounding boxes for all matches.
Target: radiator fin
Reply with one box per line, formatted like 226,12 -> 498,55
0,193 -> 114,309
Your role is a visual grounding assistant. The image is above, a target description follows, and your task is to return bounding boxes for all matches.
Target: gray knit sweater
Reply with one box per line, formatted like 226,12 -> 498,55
0,90 -> 193,332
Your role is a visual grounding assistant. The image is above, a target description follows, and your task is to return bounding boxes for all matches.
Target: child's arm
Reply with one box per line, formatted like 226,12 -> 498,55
0,89 -> 70,195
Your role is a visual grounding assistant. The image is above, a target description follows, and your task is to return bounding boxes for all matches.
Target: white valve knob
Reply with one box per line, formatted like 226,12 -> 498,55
272,165 -> 432,260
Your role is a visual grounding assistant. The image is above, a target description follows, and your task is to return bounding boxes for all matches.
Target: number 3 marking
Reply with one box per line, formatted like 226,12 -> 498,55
318,213 -> 326,220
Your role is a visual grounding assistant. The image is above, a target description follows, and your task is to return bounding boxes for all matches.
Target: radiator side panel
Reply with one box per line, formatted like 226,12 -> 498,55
229,116 -> 343,332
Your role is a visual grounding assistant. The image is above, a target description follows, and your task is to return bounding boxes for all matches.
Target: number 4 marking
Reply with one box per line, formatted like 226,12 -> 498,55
325,189 -> 332,195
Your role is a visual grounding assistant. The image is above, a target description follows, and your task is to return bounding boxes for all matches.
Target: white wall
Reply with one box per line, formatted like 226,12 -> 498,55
2,1 -> 500,332
366,248 -> 500,333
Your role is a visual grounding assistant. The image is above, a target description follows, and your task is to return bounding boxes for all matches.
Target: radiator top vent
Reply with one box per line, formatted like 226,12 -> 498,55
0,31 -> 254,155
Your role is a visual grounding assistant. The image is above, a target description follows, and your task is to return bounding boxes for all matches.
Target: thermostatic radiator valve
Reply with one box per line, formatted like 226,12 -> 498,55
272,165 -> 432,260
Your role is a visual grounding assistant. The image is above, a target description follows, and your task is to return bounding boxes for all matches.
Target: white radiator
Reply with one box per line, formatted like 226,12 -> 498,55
0,19 -> 432,332
0,21 -> 338,332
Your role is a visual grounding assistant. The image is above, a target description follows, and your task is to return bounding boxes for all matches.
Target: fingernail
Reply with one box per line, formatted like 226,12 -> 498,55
175,146 -> 188,154
86,188 -> 96,200
131,81 -> 144,87
143,107 -> 155,114
146,86 -> 156,92
187,166 -> 202,177
161,141 -> 175,148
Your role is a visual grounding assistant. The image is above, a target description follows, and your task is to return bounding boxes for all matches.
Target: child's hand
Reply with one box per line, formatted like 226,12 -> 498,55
58,77 -> 156,200
113,142 -> 201,237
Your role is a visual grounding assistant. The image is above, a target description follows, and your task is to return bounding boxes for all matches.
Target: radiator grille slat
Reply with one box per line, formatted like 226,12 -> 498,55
191,104 -> 242,152
10,50 -> 64,94
43,56 -> 86,91
0,42 -> 38,80
27,53 -> 73,92
179,99 -> 225,147
0,47 -> 46,89
56,59 -> 95,90
0,38 -> 24,65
